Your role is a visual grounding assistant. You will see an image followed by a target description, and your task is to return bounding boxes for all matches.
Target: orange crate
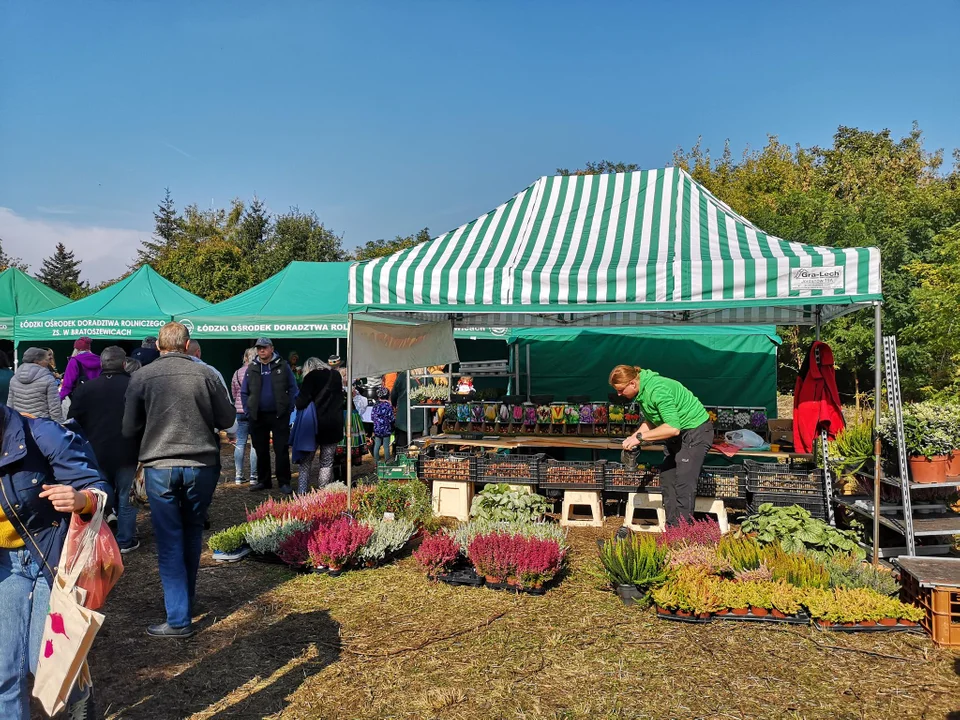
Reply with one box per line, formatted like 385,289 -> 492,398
901,569 -> 960,647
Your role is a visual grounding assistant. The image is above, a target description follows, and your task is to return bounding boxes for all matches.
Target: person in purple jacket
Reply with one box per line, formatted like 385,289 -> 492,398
59,337 -> 102,400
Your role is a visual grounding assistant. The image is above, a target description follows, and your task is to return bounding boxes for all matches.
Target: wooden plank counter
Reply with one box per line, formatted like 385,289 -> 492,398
420,434 -> 812,462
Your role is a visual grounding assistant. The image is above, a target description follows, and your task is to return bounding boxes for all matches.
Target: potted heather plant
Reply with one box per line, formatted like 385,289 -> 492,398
413,531 -> 462,577
306,516 -> 373,572
209,523 -> 251,562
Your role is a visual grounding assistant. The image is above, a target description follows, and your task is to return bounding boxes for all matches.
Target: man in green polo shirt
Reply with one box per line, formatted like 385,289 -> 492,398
609,364 -> 714,526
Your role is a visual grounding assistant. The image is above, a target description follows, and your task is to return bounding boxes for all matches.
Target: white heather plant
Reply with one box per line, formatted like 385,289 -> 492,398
359,517 -> 417,563
245,517 -> 310,555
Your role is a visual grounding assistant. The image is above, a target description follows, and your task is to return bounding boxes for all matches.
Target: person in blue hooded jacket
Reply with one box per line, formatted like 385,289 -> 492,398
0,403 -> 112,720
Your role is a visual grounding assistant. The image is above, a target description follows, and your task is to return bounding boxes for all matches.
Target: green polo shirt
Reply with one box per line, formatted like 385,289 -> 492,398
636,369 -> 709,430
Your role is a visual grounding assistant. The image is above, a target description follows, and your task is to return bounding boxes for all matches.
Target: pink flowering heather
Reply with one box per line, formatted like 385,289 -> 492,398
246,487 -> 372,525
467,533 -> 516,582
277,528 -> 314,568
306,517 -> 374,570
667,544 -> 731,574
514,536 -> 565,589
656,517 -> 722,549
413,532 -> 461,575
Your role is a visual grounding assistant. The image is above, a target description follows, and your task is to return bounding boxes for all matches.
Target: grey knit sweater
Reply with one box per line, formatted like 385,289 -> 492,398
7,363 -> 64,422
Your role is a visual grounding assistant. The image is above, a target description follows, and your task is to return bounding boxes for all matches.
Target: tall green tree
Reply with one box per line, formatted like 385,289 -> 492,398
0,238 -> 28,272
264,207 -> 346,276
136,188 -> 183,267
556,160 -> 640,176
37,242 -> 87,298
234,196 -> 272,255
673,124 -> 960,400
353,227 -> 430,261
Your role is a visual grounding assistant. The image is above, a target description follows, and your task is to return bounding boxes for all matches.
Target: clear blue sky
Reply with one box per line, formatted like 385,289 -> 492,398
1,1 -> 958,282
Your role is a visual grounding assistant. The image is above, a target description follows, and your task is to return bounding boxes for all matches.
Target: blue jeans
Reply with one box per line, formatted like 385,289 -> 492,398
109,465 -> 138,547
145,466 -> 219,628
233,416 -> 258,480
373,435 -> 392,465
0,548 -> 84,719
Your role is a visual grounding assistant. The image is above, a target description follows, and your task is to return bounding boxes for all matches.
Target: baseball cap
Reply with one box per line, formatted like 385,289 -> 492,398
255,337 -> 273,348
74,337 -> 92,352
327,355 -> 341,367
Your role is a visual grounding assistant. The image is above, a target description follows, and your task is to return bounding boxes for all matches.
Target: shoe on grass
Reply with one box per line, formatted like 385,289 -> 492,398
249,482 -> 268,491
119,540 -> 141,555
235,476 -> 245,485
147,622 -> 195,638
67,688 -> 94,720
280,485 -> 292,495
212,546 -> 250,562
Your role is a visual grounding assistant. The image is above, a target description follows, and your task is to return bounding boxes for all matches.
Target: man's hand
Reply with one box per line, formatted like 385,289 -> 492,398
39,484 -> 87,513
622,433 -> 642,451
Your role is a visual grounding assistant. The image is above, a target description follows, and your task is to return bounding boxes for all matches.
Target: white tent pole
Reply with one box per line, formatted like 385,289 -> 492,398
13,341 -> 18,371
346,314 -> 353,509
872,302 -> 882,566
336,337 -> 340,357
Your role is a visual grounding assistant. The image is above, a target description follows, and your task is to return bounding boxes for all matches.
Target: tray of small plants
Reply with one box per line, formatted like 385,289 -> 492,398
595,503 -> 926,631
417,448 -> 477,482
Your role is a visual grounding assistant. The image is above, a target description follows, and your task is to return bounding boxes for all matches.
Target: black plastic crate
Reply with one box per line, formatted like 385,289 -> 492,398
417,449 -> 476,483
604,463 -> 659,493
745,460 -> 823,495
539,459 -> 605,490
750,492 -> 827,519
477,453 -> 545,486
698,465 -> 747,499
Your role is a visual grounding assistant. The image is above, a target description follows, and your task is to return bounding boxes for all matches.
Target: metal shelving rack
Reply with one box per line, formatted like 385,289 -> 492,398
832,336 -> 960,559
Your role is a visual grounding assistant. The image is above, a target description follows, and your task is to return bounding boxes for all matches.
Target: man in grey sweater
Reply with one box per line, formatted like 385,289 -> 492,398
122,322 -> 235,638
7,347 -> 64,421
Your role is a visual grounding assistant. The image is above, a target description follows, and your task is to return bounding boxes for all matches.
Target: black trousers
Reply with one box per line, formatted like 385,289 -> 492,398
250,411 -> 291,488
660,420 -> 714,526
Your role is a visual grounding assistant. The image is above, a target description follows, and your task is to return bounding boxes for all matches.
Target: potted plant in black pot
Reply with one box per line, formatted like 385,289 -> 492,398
597,532 -> 670,605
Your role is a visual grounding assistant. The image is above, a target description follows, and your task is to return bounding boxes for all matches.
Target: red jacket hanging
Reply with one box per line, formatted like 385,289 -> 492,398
793,341 -> 845,453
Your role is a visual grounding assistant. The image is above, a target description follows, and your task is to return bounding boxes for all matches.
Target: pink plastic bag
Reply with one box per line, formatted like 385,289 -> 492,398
60,492 -> 124,610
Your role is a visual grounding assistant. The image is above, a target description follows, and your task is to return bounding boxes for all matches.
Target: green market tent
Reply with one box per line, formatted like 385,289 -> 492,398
15,265 -> 209,343
0,267 -> 70,339
177,260 -> 519,340
349,168 -> 881,327
510,326 -> 781,416
178,261 -> 352,339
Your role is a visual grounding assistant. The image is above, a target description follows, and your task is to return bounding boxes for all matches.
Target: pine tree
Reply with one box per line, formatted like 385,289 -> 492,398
235,196 -> 272,254
135,188 -> 183,267
37,243 -> 86,297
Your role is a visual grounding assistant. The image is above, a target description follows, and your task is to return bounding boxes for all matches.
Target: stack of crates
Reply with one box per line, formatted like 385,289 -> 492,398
899,558 -> 960,647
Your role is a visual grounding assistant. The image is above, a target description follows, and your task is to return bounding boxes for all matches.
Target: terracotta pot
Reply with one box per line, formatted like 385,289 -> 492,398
947,450 -> 960,478
715,609 -> 729,616
731,607 -> 749,616
698,612 -> 711,620
770,609 -> 786,619
656,606 -> 673,616
485,576 -> 502,584
842,622 -> 856,627
909,455 -> 949,484
879,617 -> 898,626
859,620 -> 877,627
750,606 -> 769,617
898,618 -> 918,626
816,619 -> 832,627
675,609 -> 692,618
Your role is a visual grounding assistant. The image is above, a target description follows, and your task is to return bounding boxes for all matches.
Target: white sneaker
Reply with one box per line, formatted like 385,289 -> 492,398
235,477 -> 245,485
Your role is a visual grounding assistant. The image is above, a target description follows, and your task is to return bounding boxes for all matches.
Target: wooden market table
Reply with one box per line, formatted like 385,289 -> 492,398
420,433 -> 813,462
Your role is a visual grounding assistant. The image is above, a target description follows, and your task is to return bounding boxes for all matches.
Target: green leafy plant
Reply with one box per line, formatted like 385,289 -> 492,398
717,534 -> 763,571
208,523 -> 249,553
741,504 -> 865,559
449,519 -> 568,555
763,544 -> 830,589
652,566 -> 723,614
597,534 -> 670,591
830,422 -> 874,475
359,480 -> 431,525
469,484 -> 551,524
898,402 -> 955,459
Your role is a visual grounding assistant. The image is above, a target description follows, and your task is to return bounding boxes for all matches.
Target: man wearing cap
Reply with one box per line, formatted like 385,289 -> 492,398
241,338 -> 298,493
59,337 -> 102,400
130,336 -> 160,366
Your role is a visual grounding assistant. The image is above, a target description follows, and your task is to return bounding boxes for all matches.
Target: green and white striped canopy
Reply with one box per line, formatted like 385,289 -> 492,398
349,168 -> 881,327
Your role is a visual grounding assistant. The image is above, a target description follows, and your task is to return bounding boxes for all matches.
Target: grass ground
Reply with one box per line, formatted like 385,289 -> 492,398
89,450 -> 960,720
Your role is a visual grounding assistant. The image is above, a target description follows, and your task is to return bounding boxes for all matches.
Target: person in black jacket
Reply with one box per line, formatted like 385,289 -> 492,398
68,346 -> 141,552
293,358 -> 344,493
240,337 -> 299,494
